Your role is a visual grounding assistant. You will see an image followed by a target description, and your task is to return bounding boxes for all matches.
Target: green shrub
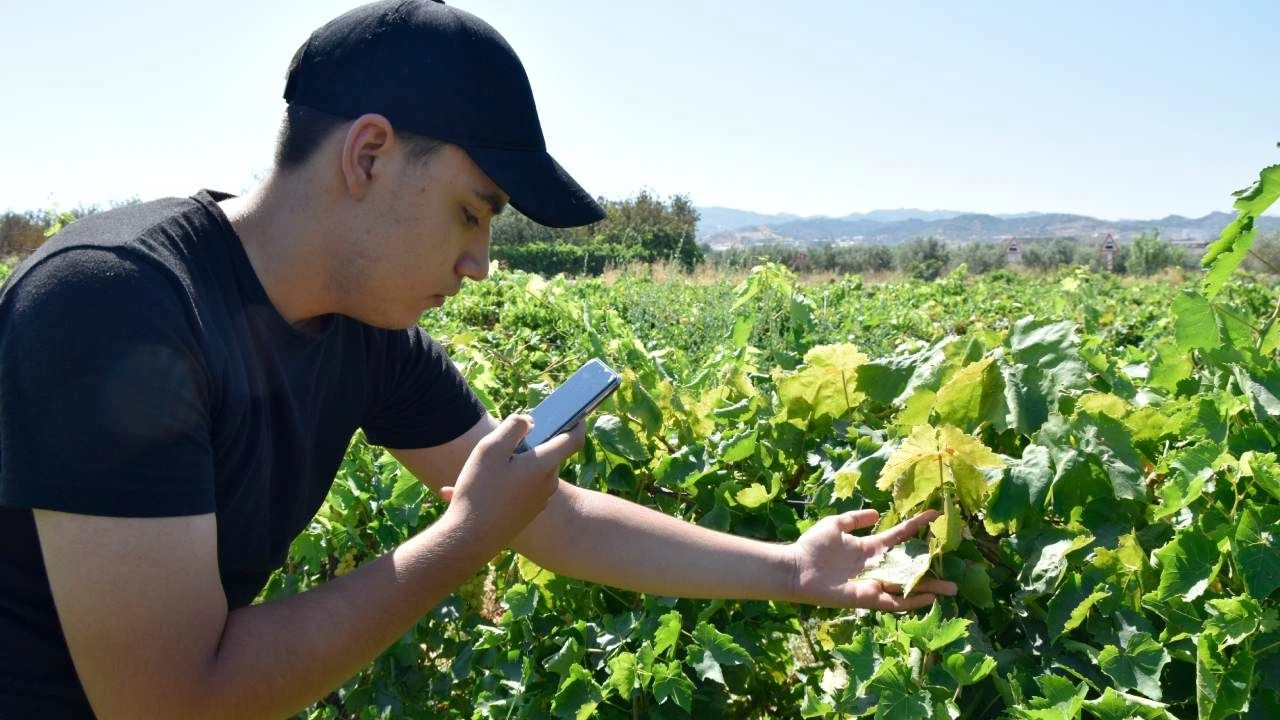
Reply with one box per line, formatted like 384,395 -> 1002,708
897,237 -> 950,280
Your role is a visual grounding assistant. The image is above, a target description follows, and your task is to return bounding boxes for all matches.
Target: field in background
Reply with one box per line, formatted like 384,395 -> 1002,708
260,264 -> 1279,719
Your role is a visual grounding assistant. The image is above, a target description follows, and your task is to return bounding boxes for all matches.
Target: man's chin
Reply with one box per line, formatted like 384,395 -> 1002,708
407,297 -> 446,325
352,297 -> 445,330
358,311 -> 428,331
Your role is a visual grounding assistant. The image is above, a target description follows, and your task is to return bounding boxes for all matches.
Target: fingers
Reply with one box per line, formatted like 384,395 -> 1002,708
850,579 -> 942,612
479,414 -> 533,458
438,486 -> 455,502
527,420 -> 587,469
912,577 -> 959,596
870,590 -> 938,612
833,509 -> 879,533
871,509 -> 941,548
876,578 -> 958,597
913,578 -> 959,596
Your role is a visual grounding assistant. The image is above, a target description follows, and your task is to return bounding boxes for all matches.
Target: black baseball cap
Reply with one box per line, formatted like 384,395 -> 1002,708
284,0 -> 606,228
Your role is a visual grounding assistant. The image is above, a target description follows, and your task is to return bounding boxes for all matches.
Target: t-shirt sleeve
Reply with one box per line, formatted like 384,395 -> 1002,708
361,327 -> 487,449
0,248 -> 216,517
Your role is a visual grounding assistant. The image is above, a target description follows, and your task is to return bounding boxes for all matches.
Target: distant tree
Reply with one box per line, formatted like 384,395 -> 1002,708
850,244 -> 897,273
708,244 -> 802,272
1123,230 -> 1186,275
490,191 -> 702,273
897,237 -> 950,281
826,244 -> 895,274
1,198 -> 138,259
489,208 -> 558,246
953,242 -> 1007,274
1022,238 -> 1082,271
600,191 -> 702,270
793,243 -> 895,275
0,212 -> 48,256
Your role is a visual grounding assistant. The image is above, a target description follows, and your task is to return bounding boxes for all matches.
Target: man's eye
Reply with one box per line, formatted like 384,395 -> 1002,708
463,208 -> 479,226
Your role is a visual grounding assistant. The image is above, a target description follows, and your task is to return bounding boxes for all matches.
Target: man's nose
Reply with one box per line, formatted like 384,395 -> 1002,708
457,237 -> 490,282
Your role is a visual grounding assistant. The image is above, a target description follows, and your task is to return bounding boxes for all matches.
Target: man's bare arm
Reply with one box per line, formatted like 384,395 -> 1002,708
36,415 -> 581,720
393,415 -> 956,610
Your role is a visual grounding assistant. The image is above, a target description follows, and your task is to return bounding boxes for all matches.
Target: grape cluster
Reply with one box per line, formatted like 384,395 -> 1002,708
455,570 -> 487,614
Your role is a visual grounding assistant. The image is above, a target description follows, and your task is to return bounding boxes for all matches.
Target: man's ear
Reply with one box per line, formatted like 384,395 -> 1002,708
340,113 -> 396,201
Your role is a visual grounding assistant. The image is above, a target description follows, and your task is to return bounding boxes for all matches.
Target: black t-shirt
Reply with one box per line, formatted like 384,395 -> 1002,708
0,190 -> 486,718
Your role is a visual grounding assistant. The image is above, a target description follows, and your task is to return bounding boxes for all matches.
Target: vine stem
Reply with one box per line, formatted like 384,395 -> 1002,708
974,691 -> 1003,719
1247,246 -> 1280,276
799,620 -> 822,666
1259,290 -> 1280,353
1254,639 -> 1280,658
1211,302 -> 1261,335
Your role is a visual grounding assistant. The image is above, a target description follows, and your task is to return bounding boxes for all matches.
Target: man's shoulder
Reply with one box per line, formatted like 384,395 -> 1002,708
1,244 -> 187,324
1,194 -> 223,320
34,195 -> 200,258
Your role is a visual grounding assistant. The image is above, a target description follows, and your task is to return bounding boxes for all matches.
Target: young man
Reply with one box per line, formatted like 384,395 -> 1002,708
0,1 -> 954,717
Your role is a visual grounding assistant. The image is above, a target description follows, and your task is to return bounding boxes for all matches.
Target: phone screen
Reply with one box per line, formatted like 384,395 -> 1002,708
519,359 -> 620,451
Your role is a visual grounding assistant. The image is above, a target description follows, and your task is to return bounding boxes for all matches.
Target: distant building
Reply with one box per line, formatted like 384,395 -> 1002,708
1099,234 -> 1118,272
1005,237 -> 1022,264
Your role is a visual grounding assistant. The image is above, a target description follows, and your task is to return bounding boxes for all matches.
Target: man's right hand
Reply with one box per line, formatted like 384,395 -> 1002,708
438,413 -> 585,553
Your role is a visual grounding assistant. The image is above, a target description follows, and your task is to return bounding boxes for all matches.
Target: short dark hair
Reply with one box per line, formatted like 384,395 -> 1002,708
273,103 -> 446,171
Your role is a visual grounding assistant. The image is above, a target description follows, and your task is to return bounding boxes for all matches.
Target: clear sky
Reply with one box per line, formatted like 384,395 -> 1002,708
2,0 -> 1277,220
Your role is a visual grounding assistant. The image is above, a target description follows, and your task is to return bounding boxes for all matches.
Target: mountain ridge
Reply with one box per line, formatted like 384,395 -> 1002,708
696,206 -> 1280,247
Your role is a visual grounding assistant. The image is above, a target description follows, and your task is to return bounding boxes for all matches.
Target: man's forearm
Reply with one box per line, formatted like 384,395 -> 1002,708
197,514 -> 489,720
512,482 -> 797,601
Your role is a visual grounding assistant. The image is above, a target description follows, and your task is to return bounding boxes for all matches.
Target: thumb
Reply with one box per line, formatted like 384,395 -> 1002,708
479,413 -> 534,457
439,486 -> 455,502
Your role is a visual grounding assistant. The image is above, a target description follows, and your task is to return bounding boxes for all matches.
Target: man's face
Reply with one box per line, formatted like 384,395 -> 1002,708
340,142 -> 508,329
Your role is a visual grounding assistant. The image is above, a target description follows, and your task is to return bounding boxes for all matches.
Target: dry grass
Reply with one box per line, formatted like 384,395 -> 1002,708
599,261 -> 1226,292
599,259 -> 737,285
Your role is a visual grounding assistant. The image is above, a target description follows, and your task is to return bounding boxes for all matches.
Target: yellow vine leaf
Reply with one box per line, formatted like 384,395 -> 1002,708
877,425 -> 1005,516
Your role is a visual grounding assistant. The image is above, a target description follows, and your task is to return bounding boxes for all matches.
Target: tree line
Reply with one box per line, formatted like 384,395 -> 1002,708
1,206 -> 103,258
707,232 -> 1280,280
5,196 -> 1277,280
488,191 -> 702,274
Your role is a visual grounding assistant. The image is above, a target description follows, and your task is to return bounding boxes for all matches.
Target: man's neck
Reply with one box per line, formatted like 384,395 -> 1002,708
218,174 -> 337,326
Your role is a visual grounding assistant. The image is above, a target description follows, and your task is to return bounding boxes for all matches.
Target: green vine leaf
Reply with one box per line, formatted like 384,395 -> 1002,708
866,658 -> 931,720
653,610 -> 683,658
1202,162 -> 1280,299
1196,630 -> 1256,720
651,661 -> 694,712
592,414 -> 649,462
1097,631 -> 1170,700
1154,529 -> 1219,603
1233,504 -> 1280,599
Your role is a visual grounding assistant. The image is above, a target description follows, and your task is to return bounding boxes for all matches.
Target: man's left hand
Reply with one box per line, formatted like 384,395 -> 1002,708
787,509 -> 958,610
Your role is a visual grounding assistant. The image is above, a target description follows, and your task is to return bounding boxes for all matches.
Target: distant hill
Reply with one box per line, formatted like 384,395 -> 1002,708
696,207 -> 802,235
841,209 -> 968,223
696,206 -> 1280,247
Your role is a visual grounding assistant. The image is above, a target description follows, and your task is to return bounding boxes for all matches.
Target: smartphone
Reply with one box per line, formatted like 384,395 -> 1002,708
516,358 -> 621,452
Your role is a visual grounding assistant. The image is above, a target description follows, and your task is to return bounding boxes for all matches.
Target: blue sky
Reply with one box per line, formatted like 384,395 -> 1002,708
2,1 -> 1276,220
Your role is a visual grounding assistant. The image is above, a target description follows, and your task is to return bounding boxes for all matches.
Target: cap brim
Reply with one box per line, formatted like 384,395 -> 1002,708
464,147 -> 606,228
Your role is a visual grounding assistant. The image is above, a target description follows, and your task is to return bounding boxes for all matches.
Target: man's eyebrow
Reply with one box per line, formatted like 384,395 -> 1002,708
473,189 -> 507,216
